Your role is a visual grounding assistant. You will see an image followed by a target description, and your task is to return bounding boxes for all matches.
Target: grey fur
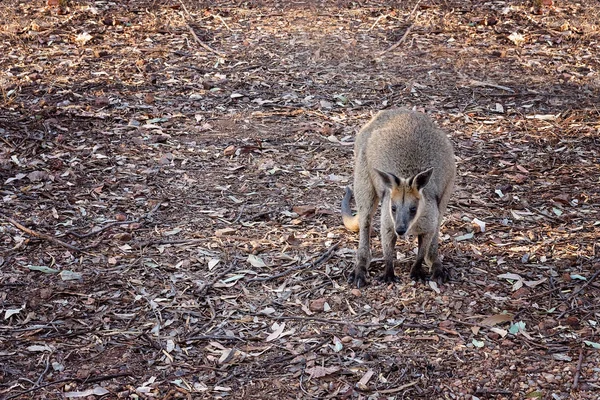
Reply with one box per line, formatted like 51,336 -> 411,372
342,109 -> 456,288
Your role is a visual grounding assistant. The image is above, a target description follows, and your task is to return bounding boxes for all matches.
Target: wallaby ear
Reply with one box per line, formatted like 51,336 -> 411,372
375,169 -> 400,189
411,167 -> 434,190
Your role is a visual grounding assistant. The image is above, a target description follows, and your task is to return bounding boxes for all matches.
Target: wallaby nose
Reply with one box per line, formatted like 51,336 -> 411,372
395,227 -> 406,236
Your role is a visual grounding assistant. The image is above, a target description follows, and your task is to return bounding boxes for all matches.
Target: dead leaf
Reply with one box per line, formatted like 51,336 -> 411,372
480,314 -> 514,327
305,365 -> 340,379
247,254 -> 267,268
266,322 -> 285,342
292,205 -> 316,216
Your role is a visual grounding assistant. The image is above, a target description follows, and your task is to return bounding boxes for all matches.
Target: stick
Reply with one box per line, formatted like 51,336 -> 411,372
557,267 -> 600,318
186,335 -> 244,342
573,347 -> 585,389
367,14 -> 389,32
379,0 -> 421,55
248,242 -> 340,283
182,20 -> 227,57
176,1 -> 226,58
197,264 -> 237,297
254,313 -> 435,330
0,213 -> 82,253
69,203 -> 160,239
4,373 -> 131,400
212,14 -> 232,32
380,23 -> 414,54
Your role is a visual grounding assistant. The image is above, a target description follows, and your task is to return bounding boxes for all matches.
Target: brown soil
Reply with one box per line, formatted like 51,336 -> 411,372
1,1 -> 599,399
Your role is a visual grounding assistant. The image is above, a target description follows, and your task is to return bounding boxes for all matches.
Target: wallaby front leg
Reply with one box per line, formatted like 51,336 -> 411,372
410,234 -> 431,282
349,210 -> 375,288
379,200 -> 398,283
427,233 -> 450,283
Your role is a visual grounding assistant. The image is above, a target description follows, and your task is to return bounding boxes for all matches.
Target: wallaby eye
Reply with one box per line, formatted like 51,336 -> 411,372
410,206 -> 417,214
391,205 -> 397,213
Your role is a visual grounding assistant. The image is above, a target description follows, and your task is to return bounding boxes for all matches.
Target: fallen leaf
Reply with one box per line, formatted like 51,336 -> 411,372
4,305 -> 24,319
480,313 -> 513,326
247,254 -> 267,268
59,270 -> 83,281
305,365 -> 340,379
215,227 -> 236,236
64,387 -> 110,398
75,32 -> 93,45
266,322 -> 285,342
26,265 -> 59,274
292,205 -> 316,216
508,31 -> 525,45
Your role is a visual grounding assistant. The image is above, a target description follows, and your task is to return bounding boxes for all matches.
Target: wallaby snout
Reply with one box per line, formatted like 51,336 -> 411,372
341,109 -> 456,288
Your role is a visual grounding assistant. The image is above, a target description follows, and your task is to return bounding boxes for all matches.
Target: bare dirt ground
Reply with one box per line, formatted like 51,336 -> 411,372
1,1 -> 600,399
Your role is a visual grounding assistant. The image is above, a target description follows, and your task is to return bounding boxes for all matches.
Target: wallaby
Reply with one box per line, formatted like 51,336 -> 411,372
341,109 -> 456,288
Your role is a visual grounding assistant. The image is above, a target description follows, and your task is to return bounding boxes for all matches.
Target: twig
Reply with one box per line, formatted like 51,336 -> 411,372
175,3 -> 226,58
378,380 -> 419,394
474,389 -> 513,396
68,203 -> 160,239
4,373 -> 131,400
197,264 -> 237,297
367,13 -> 389,32
0,212 -> 82,253
212,13 -> 233,32
182,20 -> 226,57
67,220 -> 134,239
573,347 -> 585,390
253,313 -> 435,329
36,355 -> 51,386
380,23 -> 414,54
557,267 -> 600,318
379,0 -> 421,55
186,335 -> 245,342
266,336 -> 330,365
249,242 -> 340,283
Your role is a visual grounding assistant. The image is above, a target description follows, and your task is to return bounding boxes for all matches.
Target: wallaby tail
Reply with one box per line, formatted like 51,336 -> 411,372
341,187 -> 360,232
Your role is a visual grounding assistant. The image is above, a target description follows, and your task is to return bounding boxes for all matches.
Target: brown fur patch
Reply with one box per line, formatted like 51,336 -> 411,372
390,186 -> 420,202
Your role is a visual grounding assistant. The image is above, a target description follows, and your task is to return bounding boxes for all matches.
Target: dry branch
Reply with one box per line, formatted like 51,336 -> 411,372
572,347 -> 584,389
248,242 -> 340,283
0,212 -> 82,253
4,373 -> 131,400
176,0 -> 226,58
557,266 -> 600,318
182,20 -> 227,57
379,0 -> 421,55
197,264 -> 237,297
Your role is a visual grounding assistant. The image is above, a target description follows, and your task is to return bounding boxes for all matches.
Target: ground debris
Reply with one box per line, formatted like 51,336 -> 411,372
1,0 -> 599,399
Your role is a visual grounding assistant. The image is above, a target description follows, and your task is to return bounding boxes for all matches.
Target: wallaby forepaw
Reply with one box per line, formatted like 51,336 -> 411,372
377,272 -> 399,284
410,266 -> 427,283
432,263 -> 451,283
348,270 -> 369,288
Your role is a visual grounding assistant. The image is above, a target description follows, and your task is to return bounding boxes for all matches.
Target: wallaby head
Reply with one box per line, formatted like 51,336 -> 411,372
375,167 -> 433,237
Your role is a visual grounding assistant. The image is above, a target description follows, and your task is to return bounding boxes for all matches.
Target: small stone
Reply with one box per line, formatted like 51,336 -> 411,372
223,145 -> 236,156
350,288 -> 361,297
309,298 -> 327,312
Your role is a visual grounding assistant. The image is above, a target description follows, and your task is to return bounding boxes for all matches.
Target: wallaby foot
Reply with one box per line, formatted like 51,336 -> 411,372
377,261 -> 398,284
348,269 -> 368,288
410,260 -> 427,282
377,271 -> 399,284
431,261 -> 450,283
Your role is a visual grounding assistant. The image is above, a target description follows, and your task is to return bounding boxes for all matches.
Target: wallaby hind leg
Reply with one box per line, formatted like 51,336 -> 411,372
410,233 -> 432,282
348,172 -> 377,288
426,233 -> 450,283
379,199 -> 398,283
